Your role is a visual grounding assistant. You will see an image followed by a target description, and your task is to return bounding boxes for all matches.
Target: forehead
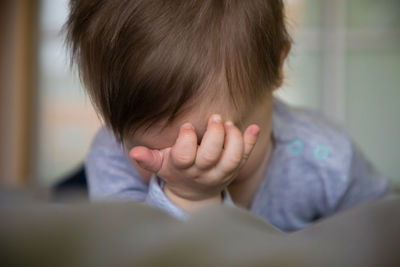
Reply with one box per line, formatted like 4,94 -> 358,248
129,101 -> 244,150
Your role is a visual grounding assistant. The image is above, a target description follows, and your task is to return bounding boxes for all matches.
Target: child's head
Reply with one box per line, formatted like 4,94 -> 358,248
65,0 -> 291,148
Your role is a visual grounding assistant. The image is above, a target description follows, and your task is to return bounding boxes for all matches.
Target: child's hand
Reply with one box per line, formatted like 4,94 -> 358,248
129,114 -> 260,205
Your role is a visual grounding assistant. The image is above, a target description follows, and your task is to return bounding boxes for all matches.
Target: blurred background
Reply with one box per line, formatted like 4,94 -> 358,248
0,0 -> 399,189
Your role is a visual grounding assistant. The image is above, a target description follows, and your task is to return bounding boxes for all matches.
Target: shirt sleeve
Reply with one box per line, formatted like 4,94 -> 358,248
145,174 -> 235,220
85,127 -> 235,220
332,141 -> 392,212
85,127 -> 148,201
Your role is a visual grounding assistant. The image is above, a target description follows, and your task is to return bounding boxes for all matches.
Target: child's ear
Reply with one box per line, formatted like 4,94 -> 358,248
274,41 -> 292,90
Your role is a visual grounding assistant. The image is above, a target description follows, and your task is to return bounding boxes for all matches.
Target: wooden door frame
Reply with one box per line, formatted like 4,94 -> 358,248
0,0 -> 38,186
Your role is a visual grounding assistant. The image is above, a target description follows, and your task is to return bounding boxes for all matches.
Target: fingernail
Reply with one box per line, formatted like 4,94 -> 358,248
250,126 -> 260,136
212,114 -> 222,123
182,123 -> 193,130
225,121 -> 233,126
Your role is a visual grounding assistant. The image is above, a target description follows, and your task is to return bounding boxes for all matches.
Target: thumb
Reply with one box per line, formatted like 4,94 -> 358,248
129,146 -> 165,173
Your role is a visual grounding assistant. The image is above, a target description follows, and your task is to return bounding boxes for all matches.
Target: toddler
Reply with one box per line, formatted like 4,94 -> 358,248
65,0 -> 390,231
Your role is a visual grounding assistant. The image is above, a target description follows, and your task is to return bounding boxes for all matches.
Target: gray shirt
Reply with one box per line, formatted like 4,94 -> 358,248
85,98 -> 391,232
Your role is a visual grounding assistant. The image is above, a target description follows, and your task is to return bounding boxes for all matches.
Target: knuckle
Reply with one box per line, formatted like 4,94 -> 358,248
180,135 -> 195,146
202,153 -> 214,163
172,151 -> 194,168
245,137 -> 257,147
241,153 -> 250,161
213,126 -> 225,136
230,126 -> 242,137
182,131 -> 195,139
229,153 -> 242,166
198,152 -> 218,168
210,138 -> 224,149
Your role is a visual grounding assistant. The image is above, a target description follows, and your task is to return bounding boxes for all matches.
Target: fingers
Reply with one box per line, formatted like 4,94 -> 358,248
129,146 -> 163,173
195,114 -> 225,169
130,117 -> 259,183
241,124 -> 260,165
215,121 -> 244,174
170,123 -> 198,168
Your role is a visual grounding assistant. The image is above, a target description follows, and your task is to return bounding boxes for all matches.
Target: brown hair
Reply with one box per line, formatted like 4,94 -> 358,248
65,0 -> 291,145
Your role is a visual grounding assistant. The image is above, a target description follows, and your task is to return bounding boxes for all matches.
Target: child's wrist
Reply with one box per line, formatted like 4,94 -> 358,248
163,184 -> 222,213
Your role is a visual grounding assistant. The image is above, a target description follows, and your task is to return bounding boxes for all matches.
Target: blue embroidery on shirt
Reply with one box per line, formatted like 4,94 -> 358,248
288,139 -> 304,155
314,145 -> 329,161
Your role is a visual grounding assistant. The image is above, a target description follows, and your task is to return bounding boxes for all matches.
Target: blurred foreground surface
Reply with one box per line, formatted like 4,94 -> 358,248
0,190 -> 399,267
